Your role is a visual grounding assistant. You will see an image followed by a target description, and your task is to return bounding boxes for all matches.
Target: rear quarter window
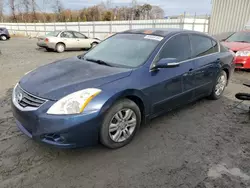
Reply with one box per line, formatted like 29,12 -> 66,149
212,40 -> 219,52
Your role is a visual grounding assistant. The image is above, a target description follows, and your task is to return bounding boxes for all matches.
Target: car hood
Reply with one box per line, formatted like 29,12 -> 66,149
19,57 -> 132,100
222,41 -> 250,51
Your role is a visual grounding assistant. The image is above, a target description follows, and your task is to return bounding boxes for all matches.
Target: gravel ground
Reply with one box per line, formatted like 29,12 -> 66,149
1,38 -> 250,188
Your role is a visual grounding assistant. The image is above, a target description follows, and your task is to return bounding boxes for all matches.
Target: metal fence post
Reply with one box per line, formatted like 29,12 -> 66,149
78,20 -> 80,32
44,22 -> 46,35
10,24 -> 13,35
109,21 -> 112,34
17,22 -> 19,34
129,20 -> 132,30
25,22 -> 28,36
192,13 -> 196,31
181,12 -> 186,29
152,19 -> 156,28
65,22 -> 68,30
205,14 -> 209,33
93,22 -> 95,38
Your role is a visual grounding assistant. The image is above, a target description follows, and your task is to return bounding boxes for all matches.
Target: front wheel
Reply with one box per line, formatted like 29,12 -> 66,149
100,99 -> 141,149
209,70 -> 228,100
91,42 -> 98,49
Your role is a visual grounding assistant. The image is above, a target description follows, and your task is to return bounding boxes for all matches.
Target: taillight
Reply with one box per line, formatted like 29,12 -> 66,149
45,38 -> 49,42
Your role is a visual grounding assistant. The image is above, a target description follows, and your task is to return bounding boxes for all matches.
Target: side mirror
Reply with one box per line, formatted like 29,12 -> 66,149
153,58 -> 180,69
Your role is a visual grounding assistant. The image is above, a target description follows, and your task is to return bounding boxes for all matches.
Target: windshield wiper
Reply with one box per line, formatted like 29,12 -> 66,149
234,40 -> 250,43
85,58 -> 113,67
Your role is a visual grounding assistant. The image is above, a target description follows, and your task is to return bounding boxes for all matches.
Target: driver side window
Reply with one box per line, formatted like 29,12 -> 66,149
157,34 -> 191,62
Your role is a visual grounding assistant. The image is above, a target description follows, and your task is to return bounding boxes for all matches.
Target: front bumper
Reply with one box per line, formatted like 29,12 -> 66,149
12,99 -> 102,148
235,56 -> 250,69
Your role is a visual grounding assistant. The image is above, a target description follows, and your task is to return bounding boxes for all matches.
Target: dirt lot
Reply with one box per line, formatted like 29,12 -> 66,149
1,38 -> 250,188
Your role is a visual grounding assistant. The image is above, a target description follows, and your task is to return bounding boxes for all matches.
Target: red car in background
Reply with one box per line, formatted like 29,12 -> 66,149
222,30 -> 250,69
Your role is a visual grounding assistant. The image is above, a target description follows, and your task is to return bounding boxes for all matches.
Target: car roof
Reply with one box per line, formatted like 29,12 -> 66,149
121,28 -> 208,38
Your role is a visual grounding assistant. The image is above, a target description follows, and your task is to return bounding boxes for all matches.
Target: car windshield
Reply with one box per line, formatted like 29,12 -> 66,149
46,31 -> 60,37
82,33 -> 162,68
225,32 -> 250,43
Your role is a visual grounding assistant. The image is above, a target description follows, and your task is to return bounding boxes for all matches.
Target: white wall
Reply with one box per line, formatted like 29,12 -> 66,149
0,18 -> 209,39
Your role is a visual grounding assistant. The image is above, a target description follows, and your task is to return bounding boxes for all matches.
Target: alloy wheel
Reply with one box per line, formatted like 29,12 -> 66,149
215,74 -> 227,96
109,109 -> 137,143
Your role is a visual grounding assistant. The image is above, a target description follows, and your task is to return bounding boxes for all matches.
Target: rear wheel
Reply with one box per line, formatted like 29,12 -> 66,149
56,43 -> 65,53
100,99 -> 141,149
209,70 -> 227,100
0,35 -> 7,41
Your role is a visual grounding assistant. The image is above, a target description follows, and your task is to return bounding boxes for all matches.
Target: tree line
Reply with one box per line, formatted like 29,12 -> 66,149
0,0 -> 164,23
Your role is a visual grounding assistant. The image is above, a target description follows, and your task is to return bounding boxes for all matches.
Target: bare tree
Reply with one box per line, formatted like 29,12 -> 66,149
22,0 -> 30,13
150,6 -> 164,19
9,0 -> 17,22
52,0 -> 64,21
106,0 -> 112,9
0,0 -> 3,22
31,0 -> 37,21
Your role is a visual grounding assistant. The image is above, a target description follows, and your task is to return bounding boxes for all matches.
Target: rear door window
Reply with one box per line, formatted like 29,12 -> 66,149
190,34 -> 214,58
73,32 -> 87,39
61,31 -> 74,38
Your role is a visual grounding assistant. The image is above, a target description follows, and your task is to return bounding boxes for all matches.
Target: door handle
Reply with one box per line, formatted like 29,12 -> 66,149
183,69 -> 194,76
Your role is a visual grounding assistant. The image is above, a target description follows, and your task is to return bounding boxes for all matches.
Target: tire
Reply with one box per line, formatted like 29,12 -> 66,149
235,93 -> 250,101
209,70 -> 228,100
100,99 -> 141,149
0,35 -> 7,41
91,42 -> 98,49
56,43 -> 65,53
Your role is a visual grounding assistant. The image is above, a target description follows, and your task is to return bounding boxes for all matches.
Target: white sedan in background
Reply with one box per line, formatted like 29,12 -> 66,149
37,30 -> 101,53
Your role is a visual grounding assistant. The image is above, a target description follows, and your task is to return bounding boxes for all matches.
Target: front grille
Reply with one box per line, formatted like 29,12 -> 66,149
15,85 -> 46,108
235,63 -> 243,67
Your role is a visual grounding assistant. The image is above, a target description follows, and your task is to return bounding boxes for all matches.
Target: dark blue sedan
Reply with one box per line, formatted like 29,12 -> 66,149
12,29 -> 235,149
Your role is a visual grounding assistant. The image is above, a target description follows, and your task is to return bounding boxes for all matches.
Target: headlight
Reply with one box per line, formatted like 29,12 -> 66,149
47,88 -> 101,115
235,51 -> 250,57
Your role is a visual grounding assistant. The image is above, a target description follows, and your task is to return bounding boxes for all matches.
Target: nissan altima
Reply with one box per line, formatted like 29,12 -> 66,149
12,29 -> 235,149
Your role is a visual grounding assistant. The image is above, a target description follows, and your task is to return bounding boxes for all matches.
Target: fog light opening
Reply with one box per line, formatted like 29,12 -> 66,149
43,134 -> 65,143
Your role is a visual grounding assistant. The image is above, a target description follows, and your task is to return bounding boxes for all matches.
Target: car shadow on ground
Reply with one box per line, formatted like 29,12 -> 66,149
36,47 -> 89,53
1,86 -> 250,187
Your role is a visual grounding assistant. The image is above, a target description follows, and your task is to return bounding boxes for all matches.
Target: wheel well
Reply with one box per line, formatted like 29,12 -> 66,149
0,34 -> 7,37
223,67 -> 229,80
126,95 -> 145,124
56,42 -> 65,47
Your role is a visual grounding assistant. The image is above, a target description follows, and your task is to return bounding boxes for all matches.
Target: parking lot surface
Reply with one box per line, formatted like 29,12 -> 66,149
1,38 -> 250,188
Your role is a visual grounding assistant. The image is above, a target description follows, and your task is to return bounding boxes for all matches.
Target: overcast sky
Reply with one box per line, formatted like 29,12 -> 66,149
3,0 -> 212,16
59,0 -> 212,16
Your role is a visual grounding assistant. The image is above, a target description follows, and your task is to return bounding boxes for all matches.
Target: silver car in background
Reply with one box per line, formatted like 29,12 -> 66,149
37,30 -> 101,53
